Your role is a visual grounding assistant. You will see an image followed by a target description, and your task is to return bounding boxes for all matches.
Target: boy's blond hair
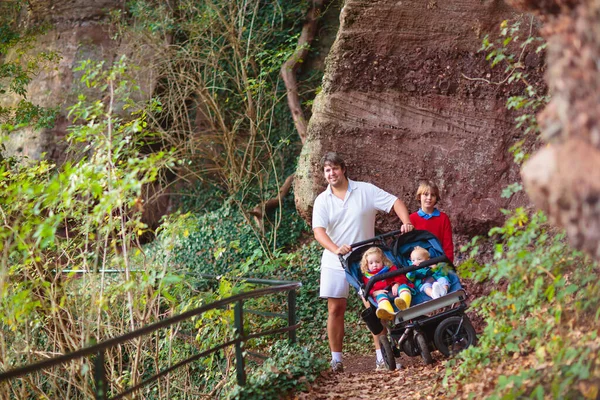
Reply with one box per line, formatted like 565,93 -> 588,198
410,246 -> 430,260
360,247 -> 392,274
416,180 -> 441,202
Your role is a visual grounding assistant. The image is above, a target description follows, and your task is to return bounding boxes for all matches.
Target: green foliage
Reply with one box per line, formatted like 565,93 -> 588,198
447,16 -> 600,399
175,179 -> 229,213
121,0 -> 316,257
141,218 -> 334,397
123,0 -> 175,36
0,57 -> 181,397
450,209 -> 600,399
0,2 -> 61,132
163,195 -> 309,277
2,0 -> 329,397
479,17 -> 549,165
501,182 -> 522,199
152,207 -> 318,327
274,241 -> 328,350
480,19 -> 546,70
226,342 -> 328,399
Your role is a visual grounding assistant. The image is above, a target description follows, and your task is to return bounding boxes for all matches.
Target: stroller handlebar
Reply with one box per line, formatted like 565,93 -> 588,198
349,229 -> 403,249
363,255 -> 449,296
337,230 -> 404,267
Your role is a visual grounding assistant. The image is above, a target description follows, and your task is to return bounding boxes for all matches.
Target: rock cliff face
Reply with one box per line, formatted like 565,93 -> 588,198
518,0 -> 600,260
295,0 -> 542,242
1,0 -> 159,165
0,0 -> 169,234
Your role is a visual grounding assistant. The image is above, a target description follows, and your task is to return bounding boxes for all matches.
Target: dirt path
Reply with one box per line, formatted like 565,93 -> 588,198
296,353 -> 453,399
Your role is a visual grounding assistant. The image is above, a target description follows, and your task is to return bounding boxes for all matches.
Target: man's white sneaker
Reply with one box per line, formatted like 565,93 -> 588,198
330,360 -> 344,373
375,359 -> 387,372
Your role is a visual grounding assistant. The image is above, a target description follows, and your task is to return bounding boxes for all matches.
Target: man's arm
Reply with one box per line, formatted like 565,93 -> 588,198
314,227 -> 352,255
392,199 -> 414,233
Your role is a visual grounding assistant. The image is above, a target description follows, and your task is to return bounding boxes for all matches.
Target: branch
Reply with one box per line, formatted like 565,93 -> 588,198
280,0 -> 325,144
249,173 -> 295,224
248,1 -> 324,230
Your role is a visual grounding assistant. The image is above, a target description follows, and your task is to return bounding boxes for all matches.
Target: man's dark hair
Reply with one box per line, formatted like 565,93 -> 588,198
320,152 -> 347,177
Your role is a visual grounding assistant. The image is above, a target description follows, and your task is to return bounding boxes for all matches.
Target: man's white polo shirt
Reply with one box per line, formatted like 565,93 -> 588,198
312,179 -> 397,270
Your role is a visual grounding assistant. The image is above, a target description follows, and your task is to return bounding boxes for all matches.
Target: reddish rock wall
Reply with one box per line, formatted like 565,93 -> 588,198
295,0 -> 543,243
1,0 -> 160,165
517,0 -> 600,260
0,0 -> 169,235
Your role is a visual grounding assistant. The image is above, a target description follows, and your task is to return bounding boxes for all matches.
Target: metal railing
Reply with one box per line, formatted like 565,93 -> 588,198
0,275 -> 302,399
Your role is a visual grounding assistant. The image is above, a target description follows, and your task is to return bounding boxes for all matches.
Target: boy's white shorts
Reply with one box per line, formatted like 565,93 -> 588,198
319,267 -> 349,299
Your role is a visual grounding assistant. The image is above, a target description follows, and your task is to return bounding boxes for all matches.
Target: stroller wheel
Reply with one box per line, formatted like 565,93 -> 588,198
401,338 -> 419,357
415,332 -> 433,365
392,343 -> 401,358
434,315 -> 478,357
378,335 -> 397,371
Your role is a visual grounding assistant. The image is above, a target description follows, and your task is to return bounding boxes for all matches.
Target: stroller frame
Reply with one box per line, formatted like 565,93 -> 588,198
340,230 -> 477,370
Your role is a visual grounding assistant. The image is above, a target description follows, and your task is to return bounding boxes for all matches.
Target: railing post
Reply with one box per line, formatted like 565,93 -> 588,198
287,290 -> 297,344
94,351 -> 106,400
234,300 -> 246,386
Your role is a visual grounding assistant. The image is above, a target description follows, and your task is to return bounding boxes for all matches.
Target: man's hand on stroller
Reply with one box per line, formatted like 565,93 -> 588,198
401,223 -> 414,234
335,244 -> 352,255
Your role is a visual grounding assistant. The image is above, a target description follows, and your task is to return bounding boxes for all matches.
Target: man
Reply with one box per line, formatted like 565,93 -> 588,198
312,152 -> 414,372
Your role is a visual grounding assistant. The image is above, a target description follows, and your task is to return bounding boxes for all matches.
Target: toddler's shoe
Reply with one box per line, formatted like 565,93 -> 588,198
376,299 -> 395,320
432,282 -> 448,299
394,297 -> 408,310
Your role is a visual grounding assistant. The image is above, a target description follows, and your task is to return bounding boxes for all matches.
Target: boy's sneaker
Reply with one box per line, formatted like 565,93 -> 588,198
432,282 -> 447,299
375,359 -> 387,372
330,360 -> 344,373
394,297 -> 408,310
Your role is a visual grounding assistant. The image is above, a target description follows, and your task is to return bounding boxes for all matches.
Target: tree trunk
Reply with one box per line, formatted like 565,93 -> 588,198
250,0 -> 325,225
281,0 -> 325,144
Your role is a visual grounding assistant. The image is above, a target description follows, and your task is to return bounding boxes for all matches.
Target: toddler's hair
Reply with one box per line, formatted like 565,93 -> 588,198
410,246 -> 430,260
416,180 -> 441,202
360,247 -> 392,274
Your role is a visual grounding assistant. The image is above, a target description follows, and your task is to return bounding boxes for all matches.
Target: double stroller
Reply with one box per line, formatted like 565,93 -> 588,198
340,230 -> 477,370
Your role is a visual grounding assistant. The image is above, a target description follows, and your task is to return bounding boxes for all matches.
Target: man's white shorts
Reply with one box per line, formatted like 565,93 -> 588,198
319,267 -> 349,298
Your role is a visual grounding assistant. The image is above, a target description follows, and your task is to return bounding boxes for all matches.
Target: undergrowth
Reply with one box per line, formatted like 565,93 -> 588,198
440,17 -> 599,399
445,209 -> 600,399
165,195 -> 306,277
226,342 -> 329,399
151,202 -> 372,360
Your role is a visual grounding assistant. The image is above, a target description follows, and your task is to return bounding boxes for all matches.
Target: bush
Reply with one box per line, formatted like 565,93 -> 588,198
226,342 -> 328,400
163,195 -> 309,277
447,209 -> 600,399
0,57 -> 183,398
